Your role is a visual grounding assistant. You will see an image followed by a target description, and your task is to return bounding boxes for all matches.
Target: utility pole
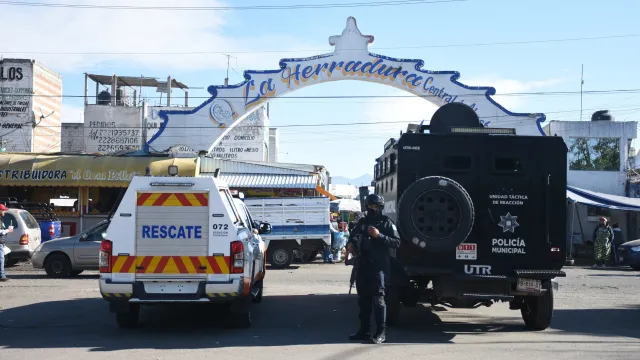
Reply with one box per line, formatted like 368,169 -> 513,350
580,64 -> 584,121
222,54 -> 237,86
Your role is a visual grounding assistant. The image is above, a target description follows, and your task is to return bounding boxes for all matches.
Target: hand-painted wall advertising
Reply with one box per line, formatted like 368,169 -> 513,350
0,60 -> 33,152
146,106 -> 195,145
147,17 -> 546,154
209,106 -> 268,161
84,105 -> 141,153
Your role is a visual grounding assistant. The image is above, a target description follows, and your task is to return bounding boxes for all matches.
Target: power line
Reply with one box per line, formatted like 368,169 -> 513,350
0,0 -> 467,11
4,34 -> 636,56
8,87 -> 640,99
19,108 -> 640,131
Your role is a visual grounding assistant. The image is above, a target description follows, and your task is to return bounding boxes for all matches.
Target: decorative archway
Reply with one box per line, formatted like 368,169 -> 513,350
148,17 -> 546,153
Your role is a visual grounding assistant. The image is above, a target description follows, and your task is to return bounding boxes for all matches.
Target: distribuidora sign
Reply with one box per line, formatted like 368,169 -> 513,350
148,17 -> 545,153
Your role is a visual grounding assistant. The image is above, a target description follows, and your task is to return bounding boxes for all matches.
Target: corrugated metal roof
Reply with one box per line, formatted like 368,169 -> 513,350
200,157 -> 311,175
216,173 -> 319,189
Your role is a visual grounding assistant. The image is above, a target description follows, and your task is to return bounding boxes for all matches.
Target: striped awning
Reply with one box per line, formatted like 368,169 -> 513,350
217,173 -> 318,189
0,153 -> 198,187
567,186 -> 640,211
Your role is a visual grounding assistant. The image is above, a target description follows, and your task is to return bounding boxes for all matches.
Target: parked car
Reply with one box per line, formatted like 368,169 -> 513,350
2,208 -> 42,266
32,220 -> 109,277
17,202 -> 62,242
0,199 -> 62,242
614,239 -> 640,270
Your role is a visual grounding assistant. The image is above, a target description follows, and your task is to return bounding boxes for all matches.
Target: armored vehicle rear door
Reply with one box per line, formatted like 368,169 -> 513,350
475,135 -> 566,274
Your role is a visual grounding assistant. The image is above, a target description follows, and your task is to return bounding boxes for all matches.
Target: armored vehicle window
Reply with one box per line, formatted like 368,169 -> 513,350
494,157 -> 523,173
442,156 -> 471,170
390,154 -> 397,173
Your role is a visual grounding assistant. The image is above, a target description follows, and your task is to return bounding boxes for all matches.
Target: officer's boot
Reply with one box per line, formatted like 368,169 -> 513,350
372,326 -> 386,344
349,302 -> 371,341
372,295 -> 387,344
348,325 -> 371,341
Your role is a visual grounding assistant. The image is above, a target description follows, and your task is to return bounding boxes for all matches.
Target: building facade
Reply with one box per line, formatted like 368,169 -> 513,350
544,119 -> 639,253
0,58 -> 62,152
268,128 -> 279,162
545,119 -> 637,196
61,123 -> 84,153
209,106 -> 270,161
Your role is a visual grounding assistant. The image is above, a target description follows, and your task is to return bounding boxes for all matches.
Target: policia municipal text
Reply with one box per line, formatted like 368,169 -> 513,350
345,194 -> 400,344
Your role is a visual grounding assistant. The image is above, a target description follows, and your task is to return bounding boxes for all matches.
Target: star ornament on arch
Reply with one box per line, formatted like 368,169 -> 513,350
498,212 -> 520,233
328,16 -> 374,55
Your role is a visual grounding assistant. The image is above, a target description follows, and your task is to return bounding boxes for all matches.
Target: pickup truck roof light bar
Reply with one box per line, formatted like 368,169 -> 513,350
149,182 -> 195,187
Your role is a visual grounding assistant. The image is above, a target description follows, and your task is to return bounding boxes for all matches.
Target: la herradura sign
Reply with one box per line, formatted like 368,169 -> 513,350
245,58 -> 472,112
148,17 -> 546,154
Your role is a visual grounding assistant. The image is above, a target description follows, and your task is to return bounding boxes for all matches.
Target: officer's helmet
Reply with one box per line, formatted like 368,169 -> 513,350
365,194 -> 385,210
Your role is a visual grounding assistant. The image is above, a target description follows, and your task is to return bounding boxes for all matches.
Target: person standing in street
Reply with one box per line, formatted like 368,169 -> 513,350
345,194 -> 400,344
323,213 -> 340,264
611,223 -> 624,265
592,217 -> 614,268
0,204 -> 15,282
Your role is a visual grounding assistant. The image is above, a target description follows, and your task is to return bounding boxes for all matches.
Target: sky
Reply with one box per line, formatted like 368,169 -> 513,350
2,0 -> 639,179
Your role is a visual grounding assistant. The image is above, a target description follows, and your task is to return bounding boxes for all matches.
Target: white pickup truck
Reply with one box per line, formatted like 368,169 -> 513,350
243,196 -> 331,268
99,175 -> 271,328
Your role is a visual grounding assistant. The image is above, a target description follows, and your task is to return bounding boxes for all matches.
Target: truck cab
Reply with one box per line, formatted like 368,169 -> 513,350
99,174 -> 271,328
373,102 -> 567,330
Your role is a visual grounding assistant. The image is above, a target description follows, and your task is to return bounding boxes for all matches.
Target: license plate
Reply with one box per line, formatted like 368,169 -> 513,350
517,278 -> 542,293
144,282 -> 199,294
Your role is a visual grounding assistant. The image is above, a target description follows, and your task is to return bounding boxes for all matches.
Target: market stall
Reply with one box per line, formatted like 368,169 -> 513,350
0,153 -> 199,236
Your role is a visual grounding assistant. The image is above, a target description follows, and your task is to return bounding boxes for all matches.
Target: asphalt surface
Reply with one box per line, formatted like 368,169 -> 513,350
0,261 -> 639,360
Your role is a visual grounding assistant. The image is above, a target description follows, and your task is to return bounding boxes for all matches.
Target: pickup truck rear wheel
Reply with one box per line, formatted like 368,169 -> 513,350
521,280 -> 553,330
44,253 -> 72,278
227,298 -> 252,328
252,280 -> 264,304
397,176 -> 475,253
269,245 -> 293,269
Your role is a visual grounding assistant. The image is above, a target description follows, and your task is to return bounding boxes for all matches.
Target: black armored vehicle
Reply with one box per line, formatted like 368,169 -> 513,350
373,103 -> 567,330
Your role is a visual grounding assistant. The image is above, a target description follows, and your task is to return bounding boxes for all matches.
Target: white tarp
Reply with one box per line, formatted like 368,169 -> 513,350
330,199 -> 362,212
567,186 -> 640,211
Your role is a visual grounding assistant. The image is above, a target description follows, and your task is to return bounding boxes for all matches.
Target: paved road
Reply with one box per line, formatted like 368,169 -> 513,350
0,261 -> 639,360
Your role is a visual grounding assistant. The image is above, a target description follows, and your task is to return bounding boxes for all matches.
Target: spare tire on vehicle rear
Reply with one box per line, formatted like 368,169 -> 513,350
397,176 -> 474,253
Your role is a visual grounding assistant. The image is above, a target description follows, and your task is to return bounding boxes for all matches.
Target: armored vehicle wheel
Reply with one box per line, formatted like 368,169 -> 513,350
397,176 -> 474,253
521,280 -> 553,330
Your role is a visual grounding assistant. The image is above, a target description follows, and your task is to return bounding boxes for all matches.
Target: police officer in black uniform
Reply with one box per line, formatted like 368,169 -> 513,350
346,194 -> 400,344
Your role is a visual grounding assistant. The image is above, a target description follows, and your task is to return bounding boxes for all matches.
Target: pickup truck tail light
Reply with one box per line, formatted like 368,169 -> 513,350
230,241 -> 244,274
49,224 -> 55,237
99,240 -> 112,273
19,234 -> 29,245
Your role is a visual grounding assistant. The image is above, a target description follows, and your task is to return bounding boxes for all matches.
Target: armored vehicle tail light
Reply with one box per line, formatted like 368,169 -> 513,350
550,246 -> 562,261
449,127 -> 516,135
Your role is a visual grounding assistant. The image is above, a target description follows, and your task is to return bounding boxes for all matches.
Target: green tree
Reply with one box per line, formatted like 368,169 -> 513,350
592,138 -> 619,171
569,138 -> 593,170
568,137 -> 619,171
